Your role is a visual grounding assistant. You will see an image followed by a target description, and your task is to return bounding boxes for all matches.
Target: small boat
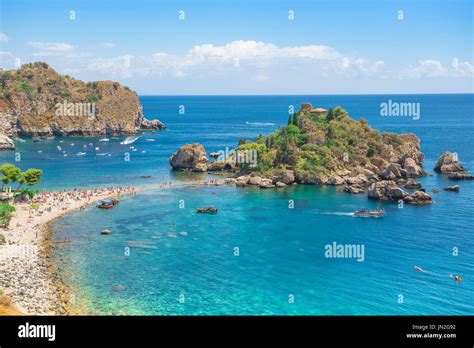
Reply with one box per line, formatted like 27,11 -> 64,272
196,207 -> 218,214
354,208 -> 385,217
146,139 -> 155,142
16,139 -> 26,143
76,152 -> 86,156
120,136 -> 140,145
56,146 -> 62,151
96,152 -> 110,156
99,138 -> 110,142
97,199 -> 119,209
32,137 -> 41,143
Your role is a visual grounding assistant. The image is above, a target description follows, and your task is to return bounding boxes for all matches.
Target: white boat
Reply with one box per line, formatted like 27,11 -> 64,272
95,147 -> 100,151
56,146 -> 62,151
17,139 -> 26,143
99,138 -> 110,142
77,152 -> 86,156
146,139 -> 155,142
97,152 -> 109,156
120,136 -> 140,145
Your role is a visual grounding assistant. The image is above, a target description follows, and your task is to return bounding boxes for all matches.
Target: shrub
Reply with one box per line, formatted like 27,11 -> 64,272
0,203 -> 15,228
87,93 -> 100,103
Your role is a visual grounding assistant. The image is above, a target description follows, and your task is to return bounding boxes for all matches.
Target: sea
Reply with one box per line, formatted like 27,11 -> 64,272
1,94 -> 473,315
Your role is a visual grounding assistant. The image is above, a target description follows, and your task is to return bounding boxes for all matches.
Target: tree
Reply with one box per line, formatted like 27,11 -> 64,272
0,164 -> 21,190
287,114 -> 294,125
326,108 -> 335,122
17,168 -> 43,190
292,112 -> 299,127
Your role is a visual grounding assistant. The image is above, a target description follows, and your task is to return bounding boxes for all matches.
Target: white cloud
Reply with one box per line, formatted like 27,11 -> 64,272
147,40 -> 383,79
87,55 -> 135,78
399,59 -> 474,79
0,33 -> 8,43
27,41 -> 76,56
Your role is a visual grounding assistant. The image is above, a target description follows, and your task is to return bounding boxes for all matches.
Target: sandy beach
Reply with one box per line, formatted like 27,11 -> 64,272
0,186 -> 139,315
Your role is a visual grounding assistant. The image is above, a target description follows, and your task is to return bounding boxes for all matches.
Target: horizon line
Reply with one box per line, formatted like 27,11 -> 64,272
138,92 -> 474,97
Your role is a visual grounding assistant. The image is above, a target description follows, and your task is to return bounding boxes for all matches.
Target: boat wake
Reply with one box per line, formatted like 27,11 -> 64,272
245,121 -> 275,126
321,211 -> 355,217
120,136 -> 140,145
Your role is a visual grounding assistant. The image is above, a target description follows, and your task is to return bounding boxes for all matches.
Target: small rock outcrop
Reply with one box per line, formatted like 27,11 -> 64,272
343,185 -> 365,194
402,157 -> 426,177
0,134 -> 15,151
379,163 -> 406,180
404,179 -> 422,189
259,178 -> 274,188
368,181 -> 408,201
447,173 -> 474,181
404,190 -> 433,204
140,118 -> 166,130
443,185 -> 460,192
271,170 -> 295,185
434,152 -> 465,173
169,144 -> 208,171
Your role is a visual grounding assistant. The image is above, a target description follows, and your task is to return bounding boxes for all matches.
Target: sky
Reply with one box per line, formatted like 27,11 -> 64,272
0,0 -> 473,95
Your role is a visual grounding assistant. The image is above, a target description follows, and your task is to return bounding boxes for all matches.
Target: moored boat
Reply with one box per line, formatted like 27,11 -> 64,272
354,208 -> 385,217
97,198 -> 119,209
196,207 -> 218,214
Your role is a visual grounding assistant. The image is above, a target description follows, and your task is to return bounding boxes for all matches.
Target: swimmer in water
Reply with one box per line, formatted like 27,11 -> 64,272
448,274 -> 463,282
414,265 -> 425,272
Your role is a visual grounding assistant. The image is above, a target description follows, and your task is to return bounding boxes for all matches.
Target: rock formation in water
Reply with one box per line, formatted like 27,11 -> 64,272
434,152 -> 465,173
0,62 -> 165,150
169,143 -> 208,172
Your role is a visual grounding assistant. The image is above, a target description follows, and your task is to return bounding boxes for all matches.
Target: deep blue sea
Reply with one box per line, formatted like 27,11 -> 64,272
2,95 -> 473,315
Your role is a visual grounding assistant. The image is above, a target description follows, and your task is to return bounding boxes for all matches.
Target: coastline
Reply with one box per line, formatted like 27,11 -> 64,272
0,186 -> 143,315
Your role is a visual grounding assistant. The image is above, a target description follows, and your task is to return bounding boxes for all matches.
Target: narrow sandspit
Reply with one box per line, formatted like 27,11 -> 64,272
0,186 -> 141,315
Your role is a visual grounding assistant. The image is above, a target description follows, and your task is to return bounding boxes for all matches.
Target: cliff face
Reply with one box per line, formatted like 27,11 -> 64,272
0,62 -> 164,142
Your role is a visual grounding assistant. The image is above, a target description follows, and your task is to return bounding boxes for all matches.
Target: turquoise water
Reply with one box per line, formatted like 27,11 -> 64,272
2,95 -> 474,315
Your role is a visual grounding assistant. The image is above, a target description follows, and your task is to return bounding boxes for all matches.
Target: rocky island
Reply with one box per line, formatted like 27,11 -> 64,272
169,103 -> 473,204
0,62 -> 165,150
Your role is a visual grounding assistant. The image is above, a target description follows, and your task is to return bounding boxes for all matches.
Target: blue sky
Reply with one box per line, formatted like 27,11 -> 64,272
1,0 -> 473,94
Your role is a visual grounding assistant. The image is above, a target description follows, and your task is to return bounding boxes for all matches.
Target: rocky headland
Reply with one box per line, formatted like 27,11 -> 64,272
0,62 -> 165,150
